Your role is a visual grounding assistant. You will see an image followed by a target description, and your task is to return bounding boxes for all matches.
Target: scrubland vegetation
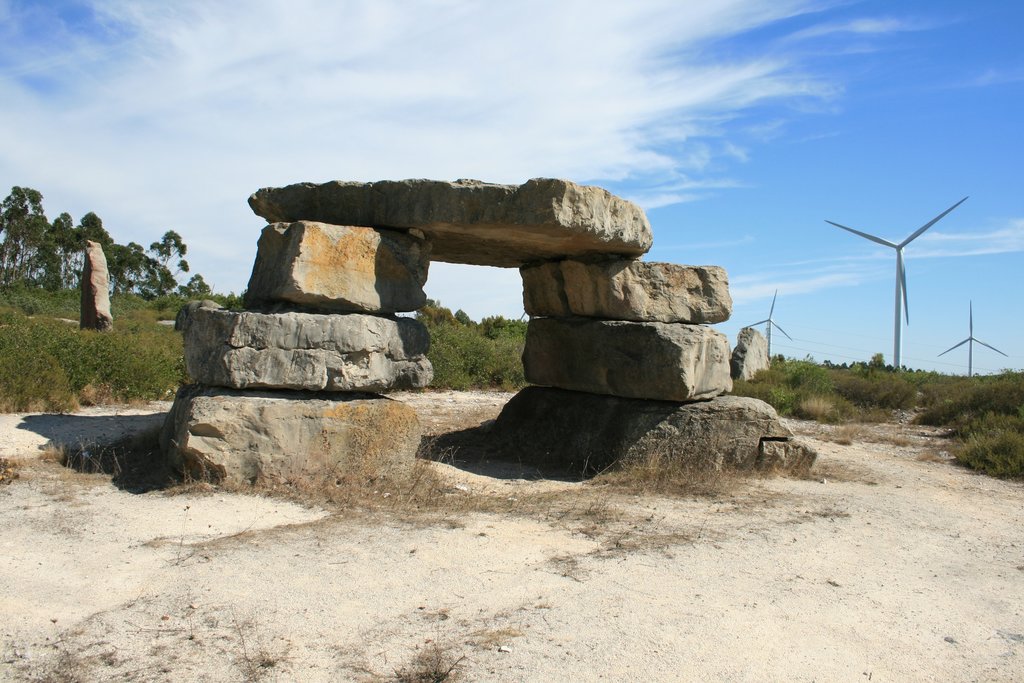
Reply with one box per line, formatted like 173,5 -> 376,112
734,356 -> 1024,478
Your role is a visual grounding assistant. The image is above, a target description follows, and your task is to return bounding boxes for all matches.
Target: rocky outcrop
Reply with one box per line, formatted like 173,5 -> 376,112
176,302 -> 432,392
521,260 -> 731,323
244,221 -> 430,313
161,385 -> 421,486
731,327 -> 770,381
522,318 -> 732,401
80,240 -> 113,332
489,388 -> 816,474
248,178 -> 652,268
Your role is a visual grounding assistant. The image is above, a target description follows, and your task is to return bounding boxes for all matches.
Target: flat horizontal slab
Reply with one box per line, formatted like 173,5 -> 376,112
523,318 -> 732,401
248,178 -> 652,268
521,260 -> 731,323
177,302 -> 432,392
244,221 -> 429,313
161,385 -> 421,486
490,388 -> 814,474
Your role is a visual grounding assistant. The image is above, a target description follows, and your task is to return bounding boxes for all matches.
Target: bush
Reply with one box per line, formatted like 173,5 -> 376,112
917,372 -> 1024,428
0,310 -> 185,411
426,321 -> 525,391
834,372 -> 916,410
955,413 -> 1024,478
416,302 -> 527,391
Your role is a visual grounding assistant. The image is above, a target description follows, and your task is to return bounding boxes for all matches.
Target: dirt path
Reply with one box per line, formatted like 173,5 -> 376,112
1,393 -> 1022,681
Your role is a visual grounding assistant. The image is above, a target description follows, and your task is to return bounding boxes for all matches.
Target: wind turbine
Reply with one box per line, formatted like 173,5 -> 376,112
938,301 -> 1006,377
747,289 -> 791,358
826,197 -> 968,369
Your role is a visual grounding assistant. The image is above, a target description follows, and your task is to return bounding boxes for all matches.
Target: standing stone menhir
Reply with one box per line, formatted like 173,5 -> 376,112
80,240 -> 113,332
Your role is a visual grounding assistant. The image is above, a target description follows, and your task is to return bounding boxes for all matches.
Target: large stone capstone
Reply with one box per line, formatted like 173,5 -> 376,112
244,221 -> 430,313
160,385 -> 422,486
80,240 -> 113,332
523,318 -> 732,401
176,301 -> 432,392
489,388 -> 816,474
248,178 -> 652,268
731,327 -> 770,381
521,260 -> 731,323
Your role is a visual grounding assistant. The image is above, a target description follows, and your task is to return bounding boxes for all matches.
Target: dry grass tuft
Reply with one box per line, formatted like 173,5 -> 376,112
466,626 -> 524,650
915,450 -> 950,463
588,450 -> 743,498
0,456 -> 20,484
830,424 -> 865,446
392,642 -> 465,683
797,395 -> 836,422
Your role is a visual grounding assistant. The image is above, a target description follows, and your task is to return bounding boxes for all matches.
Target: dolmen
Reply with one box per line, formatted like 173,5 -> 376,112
163,178 -> 814,484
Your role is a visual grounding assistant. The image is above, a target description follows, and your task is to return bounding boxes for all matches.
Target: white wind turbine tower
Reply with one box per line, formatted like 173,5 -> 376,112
938,301 -> 1007,377
748,290 -> 791,358
826,197 -> 968,369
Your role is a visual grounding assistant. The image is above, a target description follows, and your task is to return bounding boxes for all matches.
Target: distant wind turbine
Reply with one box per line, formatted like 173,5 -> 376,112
748,289 -> 791,358
826,196 -> 968,369
938,301 -> 1007,377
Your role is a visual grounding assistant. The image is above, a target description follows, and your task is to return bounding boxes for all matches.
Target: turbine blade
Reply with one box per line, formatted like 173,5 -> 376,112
974,339 -> 1008,357
772,322 -> 793,340
749,319 -> 770,327
938,338 -> 970,356
969,301 -> 973,335
769,290 -> 778,318
900,196 -> 969,247
825,220 -> 898,248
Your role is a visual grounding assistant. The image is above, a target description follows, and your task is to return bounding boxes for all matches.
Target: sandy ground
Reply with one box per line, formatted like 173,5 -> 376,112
1,391 -> 1022,682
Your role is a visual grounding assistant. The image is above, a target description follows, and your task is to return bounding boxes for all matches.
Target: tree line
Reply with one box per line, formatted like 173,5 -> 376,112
0,186 -> 211,298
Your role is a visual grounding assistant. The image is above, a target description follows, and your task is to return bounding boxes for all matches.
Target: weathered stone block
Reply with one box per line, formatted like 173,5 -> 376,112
521,259 -> 731,323
160,385 -> 421,486
489,387 -> 815,474
80,240 -> 113,332
731,327 -> 770,381
523,318 -> 732,401
248,178 -> 652,268
244,221 -> 429,313
177,301 -> 432,392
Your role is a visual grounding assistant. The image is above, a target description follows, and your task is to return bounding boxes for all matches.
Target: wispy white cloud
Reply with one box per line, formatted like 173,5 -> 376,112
786,16 -> 929,42
0,0 -> 840,292
915,220 -> 1024,257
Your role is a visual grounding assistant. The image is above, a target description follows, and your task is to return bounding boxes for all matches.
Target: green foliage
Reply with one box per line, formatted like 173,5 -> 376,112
416,301 -> 526,391
916,372 -> 1024,428
833,372 -> 916,410
0,310 -> 186,411
954,413 -> 1024,478
731,358 -> 840,420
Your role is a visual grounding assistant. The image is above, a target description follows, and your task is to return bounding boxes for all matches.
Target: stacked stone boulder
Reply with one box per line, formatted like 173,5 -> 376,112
161,220 -> 433,486
240,177 -> 815,476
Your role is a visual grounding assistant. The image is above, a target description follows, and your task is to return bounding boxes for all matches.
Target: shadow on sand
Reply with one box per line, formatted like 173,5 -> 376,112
18,412 -> 177,493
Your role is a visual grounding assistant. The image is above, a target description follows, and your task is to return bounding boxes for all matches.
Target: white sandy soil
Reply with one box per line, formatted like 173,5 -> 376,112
1,392 -> 1022,681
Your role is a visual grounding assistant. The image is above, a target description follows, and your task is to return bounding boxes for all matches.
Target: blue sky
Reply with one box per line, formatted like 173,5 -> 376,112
1,0 -> 1021,374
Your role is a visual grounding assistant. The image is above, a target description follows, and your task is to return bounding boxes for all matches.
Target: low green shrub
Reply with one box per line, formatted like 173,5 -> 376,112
955,413 -> 1024,478
917,372 -> 1024,427
834,372 -> 916,410
0,310 -> 185,411
417,302 -> 527,391
426,321 -> 525,391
